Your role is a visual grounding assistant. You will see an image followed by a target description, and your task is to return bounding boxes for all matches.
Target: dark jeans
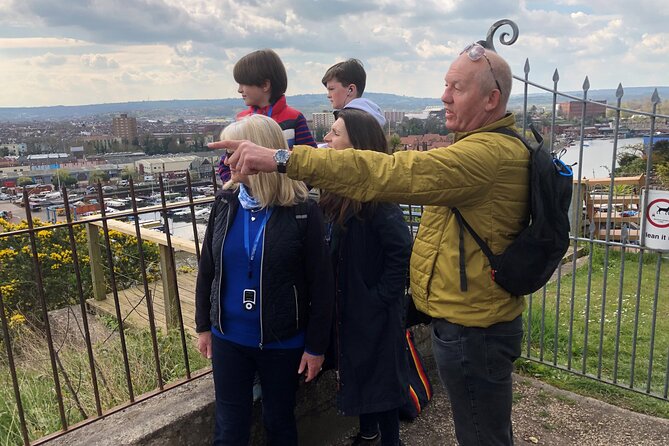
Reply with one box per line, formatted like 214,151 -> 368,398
431,315 -> 523,446
359,408 -> 400,446
211,335 -> 303,446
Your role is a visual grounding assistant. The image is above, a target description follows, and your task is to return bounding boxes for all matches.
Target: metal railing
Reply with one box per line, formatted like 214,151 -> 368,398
0,172 -> 218,445
489,18 -> 669,402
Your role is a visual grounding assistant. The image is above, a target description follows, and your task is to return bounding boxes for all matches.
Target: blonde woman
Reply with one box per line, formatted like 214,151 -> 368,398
195,114 -> 334,445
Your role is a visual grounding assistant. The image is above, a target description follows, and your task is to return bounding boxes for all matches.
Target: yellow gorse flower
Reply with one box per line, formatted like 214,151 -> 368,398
9,312 -> 26,327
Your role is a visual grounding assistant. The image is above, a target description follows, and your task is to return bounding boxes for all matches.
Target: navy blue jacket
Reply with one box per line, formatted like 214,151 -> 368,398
329,202 -> 412,415
195,190 -> 334,354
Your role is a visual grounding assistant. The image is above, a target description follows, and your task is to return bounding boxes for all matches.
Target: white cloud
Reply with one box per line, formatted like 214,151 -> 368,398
0,37 -> 88,49
80,54 -> 119,69
414,40 -> 456,59
638,33 -> 669,55
31,52 -> 67,67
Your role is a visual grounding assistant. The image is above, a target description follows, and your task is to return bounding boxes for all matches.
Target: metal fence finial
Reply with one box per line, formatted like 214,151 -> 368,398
483,19 -> 519,53
651,88 -> 661,104
616,83 -> 624,99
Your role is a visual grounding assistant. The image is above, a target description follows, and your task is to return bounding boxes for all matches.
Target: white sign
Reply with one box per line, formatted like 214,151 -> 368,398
642,189 -> 669,250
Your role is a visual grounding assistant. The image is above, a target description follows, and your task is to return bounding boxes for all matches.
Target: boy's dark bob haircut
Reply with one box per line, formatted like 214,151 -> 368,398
233,49 -> 288,104
321,59 -> 366,97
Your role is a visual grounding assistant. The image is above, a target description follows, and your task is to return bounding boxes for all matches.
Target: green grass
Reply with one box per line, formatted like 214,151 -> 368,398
0,322 -> 209,445
520,244 -> 669,418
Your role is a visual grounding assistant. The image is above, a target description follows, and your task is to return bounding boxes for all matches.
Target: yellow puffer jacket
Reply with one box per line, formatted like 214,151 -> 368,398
289,113 -> 529,327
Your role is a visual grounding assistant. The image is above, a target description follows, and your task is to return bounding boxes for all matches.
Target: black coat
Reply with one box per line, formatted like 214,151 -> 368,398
329,202 -> 412,415
195,190 -> 334,354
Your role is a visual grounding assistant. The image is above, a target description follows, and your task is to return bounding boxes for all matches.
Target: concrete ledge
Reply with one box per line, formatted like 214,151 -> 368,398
47,376 -> 217,446
46,325 -> 432,445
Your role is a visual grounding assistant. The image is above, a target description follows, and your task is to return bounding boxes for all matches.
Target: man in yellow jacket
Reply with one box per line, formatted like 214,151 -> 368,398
214,43 -> 529,446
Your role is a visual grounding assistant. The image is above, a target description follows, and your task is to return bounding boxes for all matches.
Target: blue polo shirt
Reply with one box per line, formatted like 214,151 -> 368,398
212,206 -> 305,349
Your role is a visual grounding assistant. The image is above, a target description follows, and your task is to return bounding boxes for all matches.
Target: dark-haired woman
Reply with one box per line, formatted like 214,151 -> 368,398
321,108 -> 412,446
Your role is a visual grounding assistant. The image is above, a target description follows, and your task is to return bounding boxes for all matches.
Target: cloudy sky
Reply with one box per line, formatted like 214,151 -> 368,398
0,0 -> 667,107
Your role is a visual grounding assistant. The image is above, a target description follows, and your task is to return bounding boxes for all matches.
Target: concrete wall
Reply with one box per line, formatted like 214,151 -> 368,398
47,325 -> 432,446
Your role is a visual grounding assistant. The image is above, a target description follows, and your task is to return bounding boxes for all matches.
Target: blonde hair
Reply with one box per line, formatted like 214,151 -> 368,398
220,114 -> 308,207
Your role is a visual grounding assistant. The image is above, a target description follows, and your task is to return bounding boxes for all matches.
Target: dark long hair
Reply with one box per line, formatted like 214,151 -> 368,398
320,108 -> 389,226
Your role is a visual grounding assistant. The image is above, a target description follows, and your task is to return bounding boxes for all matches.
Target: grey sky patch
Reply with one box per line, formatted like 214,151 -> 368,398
21,0 -> 209,44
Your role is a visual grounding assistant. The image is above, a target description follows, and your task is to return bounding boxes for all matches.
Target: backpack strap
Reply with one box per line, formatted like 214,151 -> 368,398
490,124 -> 545,153
452,207 -> 498,291
451,126 -> 532,292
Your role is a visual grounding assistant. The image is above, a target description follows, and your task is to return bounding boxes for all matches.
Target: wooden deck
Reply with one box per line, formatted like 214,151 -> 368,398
87,270 -> 199,335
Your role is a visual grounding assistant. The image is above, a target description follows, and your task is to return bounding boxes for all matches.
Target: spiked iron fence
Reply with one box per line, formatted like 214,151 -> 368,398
489,19 -> 669,403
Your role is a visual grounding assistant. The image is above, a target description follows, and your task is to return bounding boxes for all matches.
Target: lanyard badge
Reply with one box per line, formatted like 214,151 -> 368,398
244,208 -> 273,279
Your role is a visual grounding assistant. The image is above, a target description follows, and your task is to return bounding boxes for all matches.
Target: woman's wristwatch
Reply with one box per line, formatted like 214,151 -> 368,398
273,149 -> 290,173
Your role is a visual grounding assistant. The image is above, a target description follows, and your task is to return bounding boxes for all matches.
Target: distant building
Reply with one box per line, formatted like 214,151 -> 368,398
0,165 -> 29,177
558,100 -> 607,120
384,111 -> 405,125
26,153 -> 71,167
405,106 -> 445,120
190,157 -> 215,180
312,112 -> 335,131
135,155 -> 204,177
70,146 -> 85,159
112,113 -> 138,141
0,158 -> 16,168
399,134 -> 452,151
0,143 -> 27,156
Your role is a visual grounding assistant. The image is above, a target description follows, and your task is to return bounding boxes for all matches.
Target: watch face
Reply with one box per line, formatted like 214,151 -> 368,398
275,149 -> 289,163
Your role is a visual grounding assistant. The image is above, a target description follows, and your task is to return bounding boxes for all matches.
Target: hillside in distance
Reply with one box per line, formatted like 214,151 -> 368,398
0,87 -> 666,122
0,93 -> 443,122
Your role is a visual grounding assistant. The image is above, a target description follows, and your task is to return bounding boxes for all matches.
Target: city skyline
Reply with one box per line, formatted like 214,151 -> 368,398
0,0 -> 667,108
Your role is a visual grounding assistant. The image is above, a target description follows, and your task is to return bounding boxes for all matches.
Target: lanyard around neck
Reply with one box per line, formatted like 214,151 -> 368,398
243,208 -> 273,278
253,104 -> 273,118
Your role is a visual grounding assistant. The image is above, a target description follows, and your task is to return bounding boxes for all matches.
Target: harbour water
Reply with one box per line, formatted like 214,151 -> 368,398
559,137 -> 644,179
0,200 -> 211,244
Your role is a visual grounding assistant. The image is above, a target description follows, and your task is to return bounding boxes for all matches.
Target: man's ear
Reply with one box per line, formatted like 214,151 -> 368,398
484,89 -> 501,112
348,84 -> 357,96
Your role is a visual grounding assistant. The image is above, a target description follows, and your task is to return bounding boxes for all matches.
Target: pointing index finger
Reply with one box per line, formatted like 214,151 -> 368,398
207,139 -> 244,151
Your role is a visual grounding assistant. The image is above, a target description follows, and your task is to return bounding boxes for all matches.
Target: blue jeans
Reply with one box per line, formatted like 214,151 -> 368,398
211,335 -> 303,446
431,315 -> 523,446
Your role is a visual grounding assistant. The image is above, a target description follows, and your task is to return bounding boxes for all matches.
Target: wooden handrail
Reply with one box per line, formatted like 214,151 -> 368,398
87,219 -> 201,254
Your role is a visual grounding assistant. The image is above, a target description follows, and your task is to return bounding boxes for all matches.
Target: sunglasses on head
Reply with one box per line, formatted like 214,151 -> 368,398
460,42 -> 502,95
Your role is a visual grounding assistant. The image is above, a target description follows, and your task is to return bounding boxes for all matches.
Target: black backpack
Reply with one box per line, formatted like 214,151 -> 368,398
452,125 -> 573,296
